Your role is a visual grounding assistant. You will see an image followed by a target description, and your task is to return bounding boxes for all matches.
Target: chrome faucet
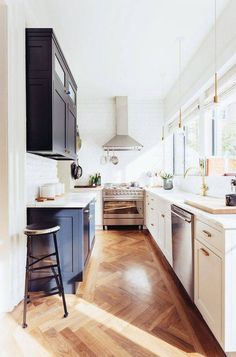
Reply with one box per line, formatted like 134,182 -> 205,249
184,159 -> 208,196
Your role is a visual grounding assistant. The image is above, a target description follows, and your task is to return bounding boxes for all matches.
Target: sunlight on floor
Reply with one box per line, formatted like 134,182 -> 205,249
0,313 -> 51,357
75,298 -> 205,356
124,266 -> 152,292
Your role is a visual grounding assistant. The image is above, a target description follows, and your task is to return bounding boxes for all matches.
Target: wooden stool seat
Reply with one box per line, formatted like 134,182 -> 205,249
24,223 -> 60,236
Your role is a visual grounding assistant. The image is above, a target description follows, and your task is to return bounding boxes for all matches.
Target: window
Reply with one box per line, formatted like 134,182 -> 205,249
173,131 -> 185,175
164,134 -> 173,174
55,55 -> 65,86
185,116 -> 200,169
172,116 -> 200,175
68,82 -> 76,104
213,102 -> 236,157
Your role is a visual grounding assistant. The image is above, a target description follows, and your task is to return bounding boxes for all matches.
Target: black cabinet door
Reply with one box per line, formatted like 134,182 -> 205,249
53,81 -> 67,155
27,78 -> 52,151
66,106 -> 77,158
83,207 -> 90,266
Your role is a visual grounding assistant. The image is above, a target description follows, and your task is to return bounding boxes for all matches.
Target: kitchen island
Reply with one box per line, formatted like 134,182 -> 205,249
27,192 -> 96,293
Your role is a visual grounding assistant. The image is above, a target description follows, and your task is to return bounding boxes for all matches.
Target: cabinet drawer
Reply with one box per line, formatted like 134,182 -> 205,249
195,219 -> 224,253
194,239 -> 223,343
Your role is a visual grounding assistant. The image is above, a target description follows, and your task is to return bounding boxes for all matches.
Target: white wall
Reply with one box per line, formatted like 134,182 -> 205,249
164,0 -> 236,120
75,97 -> 163,187
26,154 -> 58,202
0,0 -> 27,312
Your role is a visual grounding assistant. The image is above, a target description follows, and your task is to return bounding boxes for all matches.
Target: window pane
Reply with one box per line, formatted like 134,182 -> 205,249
173,132 -> 185,175
185,117 -> 200,170
213,102 -> 236,157
222,103 -> 236,156
164,134 -> 173,174
69,82 -> 76,104
55,55 -> 65,86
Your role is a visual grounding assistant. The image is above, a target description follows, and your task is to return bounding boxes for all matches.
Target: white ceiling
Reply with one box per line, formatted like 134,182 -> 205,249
25,0 -> 230,98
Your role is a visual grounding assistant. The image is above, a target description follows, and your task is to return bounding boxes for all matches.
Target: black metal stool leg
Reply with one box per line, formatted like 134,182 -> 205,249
22,236 -> 31,328
51,266 -> 62,296
53,233 -> 68,318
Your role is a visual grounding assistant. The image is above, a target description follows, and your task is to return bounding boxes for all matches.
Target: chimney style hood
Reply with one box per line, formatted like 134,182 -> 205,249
103,96 -> 143,151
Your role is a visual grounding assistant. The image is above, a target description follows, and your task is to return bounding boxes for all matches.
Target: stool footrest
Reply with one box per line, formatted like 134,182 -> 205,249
29,274 -> 59,282
28,253 -> 56,267
28,290 -> 61,301
29,264 -> 58,271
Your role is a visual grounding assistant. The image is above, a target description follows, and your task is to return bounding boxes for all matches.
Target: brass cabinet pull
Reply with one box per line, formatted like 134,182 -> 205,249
202,229 -> 212,238
161,214 -> 165,218
200,248 -> 209,256
151,208 -> 154,210
151,223 -> 154,226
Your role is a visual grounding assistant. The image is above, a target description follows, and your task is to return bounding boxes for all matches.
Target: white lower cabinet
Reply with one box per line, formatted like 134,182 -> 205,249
145,189 -> 236,353
194,239 -> 223,343
164,214 -> 173,266
145,191 -> 172,266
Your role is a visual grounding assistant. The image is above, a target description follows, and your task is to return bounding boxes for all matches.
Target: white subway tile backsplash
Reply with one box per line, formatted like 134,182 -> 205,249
26,153 -> 58,201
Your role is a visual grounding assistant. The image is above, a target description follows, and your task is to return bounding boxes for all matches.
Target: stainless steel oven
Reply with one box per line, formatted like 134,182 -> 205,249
103,187 -> 144,228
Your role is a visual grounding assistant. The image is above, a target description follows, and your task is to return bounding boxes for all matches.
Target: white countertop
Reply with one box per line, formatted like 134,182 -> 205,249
145,187 -> 236,230
27,192 -> 97,209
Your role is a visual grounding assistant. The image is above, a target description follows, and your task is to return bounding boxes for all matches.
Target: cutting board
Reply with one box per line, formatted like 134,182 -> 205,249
185,197 -> 236,214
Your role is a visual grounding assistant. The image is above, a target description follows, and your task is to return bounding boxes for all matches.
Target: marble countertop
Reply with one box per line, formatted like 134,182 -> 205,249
145,187 -> 236,230
27,192 -> 97,209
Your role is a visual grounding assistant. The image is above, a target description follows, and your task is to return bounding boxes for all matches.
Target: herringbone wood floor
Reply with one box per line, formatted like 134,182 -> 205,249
2,230 -> 225,356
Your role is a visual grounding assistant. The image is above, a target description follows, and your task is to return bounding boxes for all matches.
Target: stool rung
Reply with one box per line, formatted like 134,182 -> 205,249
28,253 -> 56,266
29,290 -> 61,300
29,264 -> 58,271
29,274 -> 59,282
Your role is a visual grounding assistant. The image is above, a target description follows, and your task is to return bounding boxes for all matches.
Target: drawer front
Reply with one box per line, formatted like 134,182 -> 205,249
195,219 -> 224,253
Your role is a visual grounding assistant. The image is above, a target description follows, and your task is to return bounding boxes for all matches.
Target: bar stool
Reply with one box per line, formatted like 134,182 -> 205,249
22,223 -> 68,328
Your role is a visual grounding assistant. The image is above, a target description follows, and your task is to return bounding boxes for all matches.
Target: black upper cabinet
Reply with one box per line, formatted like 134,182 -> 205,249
26,28 -> 77,160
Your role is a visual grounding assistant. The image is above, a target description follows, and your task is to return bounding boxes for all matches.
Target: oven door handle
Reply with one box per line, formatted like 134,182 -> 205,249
171,210 -> 192,223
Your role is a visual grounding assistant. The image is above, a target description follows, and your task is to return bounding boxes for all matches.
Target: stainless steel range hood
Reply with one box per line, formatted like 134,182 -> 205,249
103,96 -> 143,151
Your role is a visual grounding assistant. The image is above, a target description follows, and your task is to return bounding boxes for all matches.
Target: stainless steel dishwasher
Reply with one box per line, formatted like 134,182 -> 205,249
171,204 -> 194,300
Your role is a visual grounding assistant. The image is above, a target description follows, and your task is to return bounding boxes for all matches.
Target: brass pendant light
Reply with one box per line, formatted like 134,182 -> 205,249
213,0 -> 219,105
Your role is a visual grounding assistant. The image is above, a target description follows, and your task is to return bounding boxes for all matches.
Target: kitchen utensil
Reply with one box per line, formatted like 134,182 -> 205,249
71,157 -> 83,180
100,149 -> 110,165
110,151 -> 119,165
76,126 -> 82,151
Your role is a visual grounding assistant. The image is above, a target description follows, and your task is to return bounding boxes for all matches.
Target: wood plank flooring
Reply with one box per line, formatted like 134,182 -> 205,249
3,229 -> 225,356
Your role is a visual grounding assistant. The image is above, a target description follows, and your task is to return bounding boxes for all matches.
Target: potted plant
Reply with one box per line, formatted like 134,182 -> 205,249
159,171 -> 174,190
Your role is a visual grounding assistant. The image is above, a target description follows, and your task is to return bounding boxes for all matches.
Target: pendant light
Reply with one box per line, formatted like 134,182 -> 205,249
213,0 -> 218,105
177,37 -> 184,133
